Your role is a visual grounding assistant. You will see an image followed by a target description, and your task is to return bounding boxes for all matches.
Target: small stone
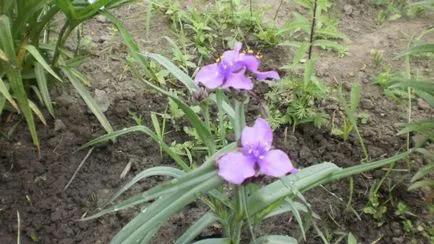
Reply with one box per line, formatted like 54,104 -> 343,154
96,15 -> 107,23
344,4 -> 353,15
54,119 -> 66,131
94,89 -> 111,112
349,72 -> 355,77
380,113 -> 385,117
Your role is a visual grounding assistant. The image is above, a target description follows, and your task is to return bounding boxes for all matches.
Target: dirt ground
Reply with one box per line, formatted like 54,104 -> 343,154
1,0 -> 433,243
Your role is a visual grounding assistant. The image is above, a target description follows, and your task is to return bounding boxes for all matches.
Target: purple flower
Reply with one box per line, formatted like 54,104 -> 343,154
217,118 -> 297,185
194,42 -> 280,90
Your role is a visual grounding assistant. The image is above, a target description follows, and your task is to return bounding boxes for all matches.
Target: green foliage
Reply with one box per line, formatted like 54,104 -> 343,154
334,83 -> 369,159
363,181 -> 388,226
265,70 -> 329,130
371,0 -> 428,22
0,0 -> 143,149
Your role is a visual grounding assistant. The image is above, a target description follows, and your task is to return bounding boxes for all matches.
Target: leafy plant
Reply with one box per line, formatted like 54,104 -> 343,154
76,17 -> 413,241
0,0 -> 136,149
335,83 -> 369,159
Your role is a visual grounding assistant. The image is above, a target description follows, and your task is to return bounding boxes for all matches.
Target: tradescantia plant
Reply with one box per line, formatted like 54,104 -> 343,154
80,35 -> 411,243
0,0 -> 134,150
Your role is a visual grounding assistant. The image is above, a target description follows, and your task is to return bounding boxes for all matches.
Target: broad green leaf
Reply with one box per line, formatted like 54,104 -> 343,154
247,163 -> 340,216
61,67 -> 113,134
78,125 -> 188,170
255,235 -> 297,244
248,151 -> 410,217
24,45 -> 62,82
0,76 -> 19,111
34,62 -> 55,117
175,212 -> 218,244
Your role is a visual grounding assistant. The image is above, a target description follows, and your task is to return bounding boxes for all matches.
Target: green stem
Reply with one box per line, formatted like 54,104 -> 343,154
354,124 -> 369,160
52,22 -> 72,66
229,186 -> 244,244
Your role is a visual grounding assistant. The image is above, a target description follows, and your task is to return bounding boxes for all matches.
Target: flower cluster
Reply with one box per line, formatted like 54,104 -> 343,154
217,118 -> 297,185
194,42 -> 280,90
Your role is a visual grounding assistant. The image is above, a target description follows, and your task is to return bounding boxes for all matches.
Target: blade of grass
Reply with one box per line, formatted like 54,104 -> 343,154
34,62 -> 55,117
61,67 -> 113,133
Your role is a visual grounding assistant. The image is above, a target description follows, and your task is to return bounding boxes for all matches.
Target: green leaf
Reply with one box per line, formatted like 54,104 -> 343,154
34,62 -> 55,117
28,99 -> 47,126
24,45 -> 62,82
146,52 -> 197,92
0,15 -> 39,150
286,200 -> 306,240
408,180 -> 434,191
411,163 -> 434,183
193,238 -> 228,244
175,212 -> 218,244
110,174 -> 223,244
347,233 -> 357,244
397,44 -> 434,57
105,167 -> 185,208
0,76 -> 19,111
0,48 -> 8,61
255,235 -> 297,244
350,83 -> 360,120
61,67 -> 113,134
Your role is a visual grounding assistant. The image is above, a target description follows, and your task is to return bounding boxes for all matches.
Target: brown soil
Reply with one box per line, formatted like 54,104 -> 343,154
1,1 -> 433,243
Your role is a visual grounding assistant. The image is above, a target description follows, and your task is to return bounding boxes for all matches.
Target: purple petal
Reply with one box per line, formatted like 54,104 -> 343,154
258,149 -> 295,177
241,118 -> 273,150
194,64 -> 225,89
237,53 -> 260,72
221,69 -> 253,90
254,70 -> 280,81
217,152 -> 256,185
221,42 -> 243,66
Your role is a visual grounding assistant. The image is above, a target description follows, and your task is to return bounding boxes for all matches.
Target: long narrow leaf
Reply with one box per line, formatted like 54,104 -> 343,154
24,45 -> 62,82
110,174 -> 223,243
0,76 -> 19,111
176,212 -> 218,244
61,67 -> 113,134
397,44 -> 434,57
35,62 -> 55,117
255,235 -> 297,244
28,99 -> 47,125
106,167 -> 185,207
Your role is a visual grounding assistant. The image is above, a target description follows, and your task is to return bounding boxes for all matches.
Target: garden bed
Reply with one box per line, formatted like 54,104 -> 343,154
1,1 -> 433,243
